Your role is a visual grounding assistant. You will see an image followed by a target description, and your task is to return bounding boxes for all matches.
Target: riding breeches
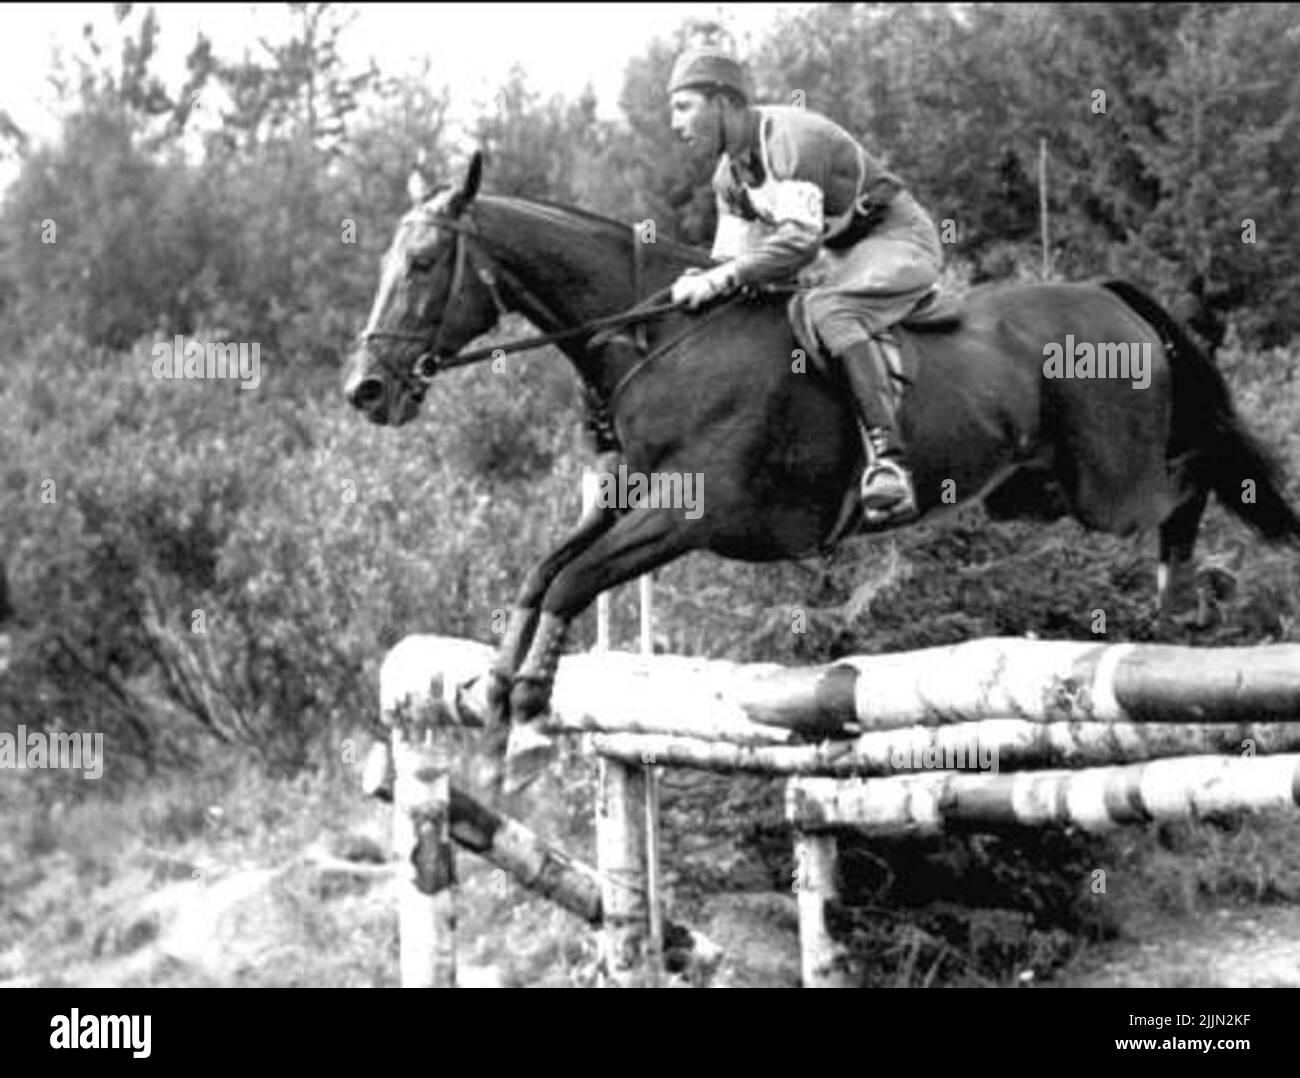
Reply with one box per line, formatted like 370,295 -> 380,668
801,189 -> 943,353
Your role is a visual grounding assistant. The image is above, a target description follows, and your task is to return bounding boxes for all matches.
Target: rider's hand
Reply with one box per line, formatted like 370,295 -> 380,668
671,263 -> 739,310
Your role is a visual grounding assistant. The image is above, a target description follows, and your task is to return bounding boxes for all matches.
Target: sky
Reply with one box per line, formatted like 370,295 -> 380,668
0,2 -> 806,184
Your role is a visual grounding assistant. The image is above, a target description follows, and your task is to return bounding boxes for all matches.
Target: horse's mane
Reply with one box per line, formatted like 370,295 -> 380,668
481,192 -> 709,266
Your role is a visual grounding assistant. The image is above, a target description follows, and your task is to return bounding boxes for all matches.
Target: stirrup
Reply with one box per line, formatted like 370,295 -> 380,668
860,459 -> 917,524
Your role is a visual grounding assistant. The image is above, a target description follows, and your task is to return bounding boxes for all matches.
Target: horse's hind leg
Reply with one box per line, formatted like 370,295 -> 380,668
485,501 -> 620,727
1158,488 -> 1209,618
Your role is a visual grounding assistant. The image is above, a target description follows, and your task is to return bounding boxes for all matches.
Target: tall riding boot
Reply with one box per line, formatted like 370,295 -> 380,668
835,338 -> 917,523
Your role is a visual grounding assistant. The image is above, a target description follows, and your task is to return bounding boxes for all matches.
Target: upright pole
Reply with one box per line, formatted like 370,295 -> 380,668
580,466 -> 612,651
585,465 -> 648,985
641,573 -> 664,987
793,829 -> 853,987
390,707 -> 454,986
1039,137 -> 1051,280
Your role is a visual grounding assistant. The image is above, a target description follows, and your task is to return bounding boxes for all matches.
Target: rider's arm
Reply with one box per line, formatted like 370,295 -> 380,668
728,180 -> 824,285
723,114 -> 828,286
712,197 -> 767,261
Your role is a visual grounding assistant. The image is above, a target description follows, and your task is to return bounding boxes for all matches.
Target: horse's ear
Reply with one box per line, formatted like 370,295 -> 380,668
458,150 -> 483,206
407,164 -> 432,207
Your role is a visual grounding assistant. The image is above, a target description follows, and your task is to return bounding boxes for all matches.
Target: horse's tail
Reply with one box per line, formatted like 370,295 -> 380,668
1101,277 -> 1300,544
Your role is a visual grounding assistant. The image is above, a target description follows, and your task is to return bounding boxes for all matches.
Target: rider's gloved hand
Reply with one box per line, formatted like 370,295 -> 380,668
671,263 -> 739,310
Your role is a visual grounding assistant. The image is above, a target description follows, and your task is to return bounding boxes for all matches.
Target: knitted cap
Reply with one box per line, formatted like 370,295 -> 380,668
667,46 -> 752,102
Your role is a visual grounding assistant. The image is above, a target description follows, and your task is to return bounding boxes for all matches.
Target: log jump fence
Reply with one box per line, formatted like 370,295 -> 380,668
366,635 -> 1300,987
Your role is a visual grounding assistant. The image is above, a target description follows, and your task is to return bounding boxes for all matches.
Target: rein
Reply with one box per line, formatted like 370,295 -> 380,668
364,203 -> 798,419
422,289 -> 683,376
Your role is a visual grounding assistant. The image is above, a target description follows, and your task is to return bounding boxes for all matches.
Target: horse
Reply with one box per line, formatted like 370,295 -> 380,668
344,151 -> 1300,785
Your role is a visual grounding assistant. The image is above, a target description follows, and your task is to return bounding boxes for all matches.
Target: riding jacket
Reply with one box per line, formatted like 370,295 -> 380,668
711,105 -> 939,290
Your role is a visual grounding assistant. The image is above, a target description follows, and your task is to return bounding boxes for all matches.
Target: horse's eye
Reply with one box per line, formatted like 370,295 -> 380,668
409,256 -> 434,274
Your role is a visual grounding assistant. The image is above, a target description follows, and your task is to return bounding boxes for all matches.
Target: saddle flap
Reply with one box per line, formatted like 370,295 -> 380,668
787,293 -> 922,388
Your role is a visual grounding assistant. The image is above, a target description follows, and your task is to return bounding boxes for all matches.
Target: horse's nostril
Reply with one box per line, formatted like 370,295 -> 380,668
351,377 -> 384,409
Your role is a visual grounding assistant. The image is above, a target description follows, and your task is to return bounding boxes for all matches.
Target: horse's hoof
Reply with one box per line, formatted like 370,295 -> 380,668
1153,602 -> 1215,635
1192,590 -> 1223,631
1196,566 -> 1238,603
502,722 -> 557,795
509,675 -> 552,724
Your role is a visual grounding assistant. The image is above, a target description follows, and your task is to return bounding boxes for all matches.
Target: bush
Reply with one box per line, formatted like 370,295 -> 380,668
0,314 -> 599,779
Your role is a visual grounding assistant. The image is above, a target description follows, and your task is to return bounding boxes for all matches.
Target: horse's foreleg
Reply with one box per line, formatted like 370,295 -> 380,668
503,508 -> 700,790
485,500 -> 621,726
486,608 -> 539,726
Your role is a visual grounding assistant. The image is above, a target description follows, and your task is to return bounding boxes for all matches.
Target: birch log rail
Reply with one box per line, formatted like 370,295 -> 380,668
372,634 -> 1300,987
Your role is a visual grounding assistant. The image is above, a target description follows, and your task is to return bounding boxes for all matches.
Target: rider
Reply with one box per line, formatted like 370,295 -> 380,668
666,45 -> 943,523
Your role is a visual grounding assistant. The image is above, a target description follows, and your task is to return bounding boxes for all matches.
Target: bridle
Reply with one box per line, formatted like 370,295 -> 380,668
360,205 -> 685,390
360,206 -> 510,389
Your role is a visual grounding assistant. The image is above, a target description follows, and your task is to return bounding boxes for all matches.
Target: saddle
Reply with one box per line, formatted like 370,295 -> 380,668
583,285 -> 964,455
787,285 -> 963,396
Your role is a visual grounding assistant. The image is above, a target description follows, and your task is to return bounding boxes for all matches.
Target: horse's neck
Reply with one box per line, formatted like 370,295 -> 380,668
474,198 -> 695,385
476,198 -> 636,328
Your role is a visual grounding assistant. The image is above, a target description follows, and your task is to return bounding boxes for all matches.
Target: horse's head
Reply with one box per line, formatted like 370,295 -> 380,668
344,151 -> 501,425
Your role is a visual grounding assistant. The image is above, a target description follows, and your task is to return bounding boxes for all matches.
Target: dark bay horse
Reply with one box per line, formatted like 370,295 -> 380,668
344,152 -> 1300,781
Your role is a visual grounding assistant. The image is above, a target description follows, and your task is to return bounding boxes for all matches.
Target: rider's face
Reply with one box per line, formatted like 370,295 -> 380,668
669,89 -> 723,158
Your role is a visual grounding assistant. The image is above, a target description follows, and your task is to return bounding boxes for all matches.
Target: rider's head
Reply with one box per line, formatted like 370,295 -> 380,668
667,46 -> 752,159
